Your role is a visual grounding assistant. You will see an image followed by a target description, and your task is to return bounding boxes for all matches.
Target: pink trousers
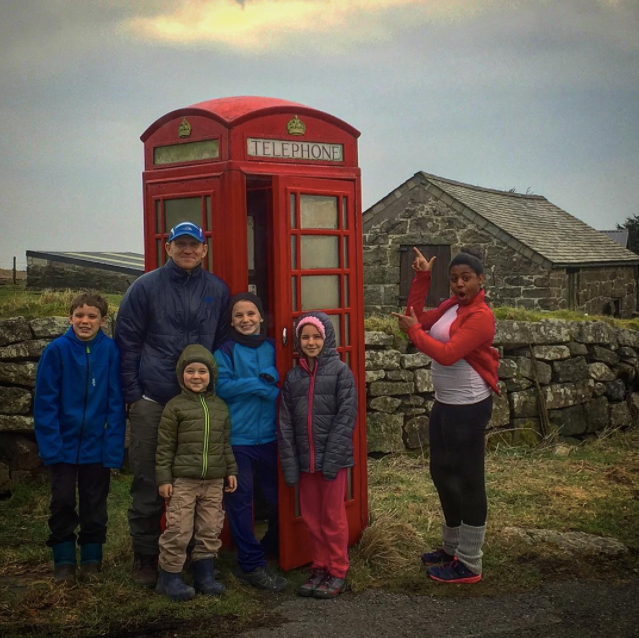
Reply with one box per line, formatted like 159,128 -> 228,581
299,468 -> 349,578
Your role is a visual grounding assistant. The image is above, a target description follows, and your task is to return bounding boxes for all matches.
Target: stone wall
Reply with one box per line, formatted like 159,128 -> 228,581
27,256 -> 139,294
363,185 -> 638,317
0,316 -> 114,493
2,314 -> 638,491
365,319 -> 639,453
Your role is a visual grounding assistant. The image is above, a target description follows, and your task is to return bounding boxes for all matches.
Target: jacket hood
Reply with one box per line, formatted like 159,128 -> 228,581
62,325 -> 105,347
176,344 -> 217,393
293,312 -> 339,363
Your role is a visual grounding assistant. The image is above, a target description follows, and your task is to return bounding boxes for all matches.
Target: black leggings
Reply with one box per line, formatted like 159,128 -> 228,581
429,397 -> 492,528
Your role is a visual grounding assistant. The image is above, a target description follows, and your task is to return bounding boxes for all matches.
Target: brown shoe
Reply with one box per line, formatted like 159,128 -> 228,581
133,553 -> 158,588
53,563 -> 76,583
79,562 -> 102,583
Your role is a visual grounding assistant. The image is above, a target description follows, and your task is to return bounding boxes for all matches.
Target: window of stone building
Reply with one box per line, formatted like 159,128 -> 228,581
399,244 -> 451,307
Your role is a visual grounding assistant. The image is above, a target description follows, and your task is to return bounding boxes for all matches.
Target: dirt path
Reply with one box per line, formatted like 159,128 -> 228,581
238,579 -> 639,638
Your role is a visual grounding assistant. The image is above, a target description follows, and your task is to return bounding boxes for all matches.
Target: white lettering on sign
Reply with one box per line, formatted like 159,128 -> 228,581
247,138 -> 344,162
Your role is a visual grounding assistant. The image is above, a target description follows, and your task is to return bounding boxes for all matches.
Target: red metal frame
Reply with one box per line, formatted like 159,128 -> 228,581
141,97 -> 367,571
272,176 -> 368,569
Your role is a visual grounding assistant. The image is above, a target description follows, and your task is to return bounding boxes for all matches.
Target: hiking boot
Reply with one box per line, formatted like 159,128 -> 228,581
421,548 -> 455,566
133,552 -> 158,588
427,557 -> 482,584
192,558 -> 225,596
53,563 -> 76,583
313,575 -> 346,599
155,569 -> 196,602
79,543 -> 103,582
235,566 -> 287,592
52,541 -> 76,583
79,562 -> 102,583
297,569 -> 326,597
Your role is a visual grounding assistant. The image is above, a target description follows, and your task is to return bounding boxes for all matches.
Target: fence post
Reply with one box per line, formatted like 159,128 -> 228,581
12,256 -> 17,284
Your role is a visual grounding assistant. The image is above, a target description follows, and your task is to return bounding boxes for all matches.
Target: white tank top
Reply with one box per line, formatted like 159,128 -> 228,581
429,304 -> 491,405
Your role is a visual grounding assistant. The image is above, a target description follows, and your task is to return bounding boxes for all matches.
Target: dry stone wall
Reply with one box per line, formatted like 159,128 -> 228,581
0,315 -> 114,493
2,314 -> 638,491
365,319 -> 639,454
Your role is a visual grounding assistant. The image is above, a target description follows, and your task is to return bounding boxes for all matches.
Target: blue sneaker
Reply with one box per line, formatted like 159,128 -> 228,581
421,548 -> 455,566
427,558 -> 482,584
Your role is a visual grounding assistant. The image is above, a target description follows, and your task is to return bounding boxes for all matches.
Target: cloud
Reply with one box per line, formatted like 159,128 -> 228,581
120,0 -> 500,52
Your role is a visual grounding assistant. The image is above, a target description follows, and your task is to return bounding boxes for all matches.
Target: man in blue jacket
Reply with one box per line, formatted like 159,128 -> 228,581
115,222 -> 230,587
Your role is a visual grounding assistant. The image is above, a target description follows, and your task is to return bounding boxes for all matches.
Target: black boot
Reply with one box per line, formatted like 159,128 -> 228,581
192,558 -> 225,596
155,569 -> 196,602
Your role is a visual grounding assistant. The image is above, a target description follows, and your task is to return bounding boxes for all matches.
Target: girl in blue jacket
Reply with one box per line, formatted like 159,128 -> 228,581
214,292 -> 287,592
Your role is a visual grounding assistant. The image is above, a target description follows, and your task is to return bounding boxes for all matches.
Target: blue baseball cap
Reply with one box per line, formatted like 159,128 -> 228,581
167,222 -> 205,243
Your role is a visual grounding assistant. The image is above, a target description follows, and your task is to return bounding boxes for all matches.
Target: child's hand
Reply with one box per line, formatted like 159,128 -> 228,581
391,307 -> 419,333
159,483 -> 173,499
412,247 -> 436,272
224,476 -> 237,493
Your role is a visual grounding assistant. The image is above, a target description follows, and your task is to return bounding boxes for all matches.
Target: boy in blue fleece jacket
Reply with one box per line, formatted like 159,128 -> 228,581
34,293 -> 125,583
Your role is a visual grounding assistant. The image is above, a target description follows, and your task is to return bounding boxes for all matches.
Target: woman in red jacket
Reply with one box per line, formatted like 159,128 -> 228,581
394,248 -> 499,584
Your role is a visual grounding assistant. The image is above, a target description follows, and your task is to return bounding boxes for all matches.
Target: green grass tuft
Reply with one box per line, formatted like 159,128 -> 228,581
0,286 -> 123,320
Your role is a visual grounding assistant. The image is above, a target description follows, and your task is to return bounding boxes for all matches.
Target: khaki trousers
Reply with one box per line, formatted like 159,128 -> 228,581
158,477 -> 225,573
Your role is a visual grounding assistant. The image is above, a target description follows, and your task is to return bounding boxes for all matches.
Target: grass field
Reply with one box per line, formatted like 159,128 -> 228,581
1,428 -> 638,637
2,284 -> 639,333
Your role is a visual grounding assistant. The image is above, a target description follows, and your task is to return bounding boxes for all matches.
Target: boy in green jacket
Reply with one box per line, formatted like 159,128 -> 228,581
155,344 -> 238,602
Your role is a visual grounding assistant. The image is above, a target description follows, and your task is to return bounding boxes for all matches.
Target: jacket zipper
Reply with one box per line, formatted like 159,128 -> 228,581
200,395 -> 210,478
184,276 -> 191,346
257,349 -> 263,444
306,363 -> 317,473
76,344 -> 90,463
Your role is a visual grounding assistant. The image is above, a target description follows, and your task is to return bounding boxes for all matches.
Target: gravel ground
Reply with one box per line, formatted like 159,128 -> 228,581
238,579 -> 639,638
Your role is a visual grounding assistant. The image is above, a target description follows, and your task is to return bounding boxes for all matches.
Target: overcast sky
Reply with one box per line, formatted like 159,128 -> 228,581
1,0 -> 638,269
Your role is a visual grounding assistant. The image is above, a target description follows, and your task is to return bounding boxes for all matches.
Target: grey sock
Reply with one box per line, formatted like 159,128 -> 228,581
442,524 -> 461,556
456,523 -> 485,574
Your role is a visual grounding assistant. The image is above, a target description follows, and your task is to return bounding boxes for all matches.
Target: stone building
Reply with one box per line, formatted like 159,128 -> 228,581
363,172 -> 639,317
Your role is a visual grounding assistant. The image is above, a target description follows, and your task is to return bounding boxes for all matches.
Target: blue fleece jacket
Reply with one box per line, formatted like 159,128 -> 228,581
34,327 -> 126,467
214,339 -> 279,446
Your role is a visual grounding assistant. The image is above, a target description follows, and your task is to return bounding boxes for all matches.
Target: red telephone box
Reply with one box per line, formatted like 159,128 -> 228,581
140,96 -> 368,571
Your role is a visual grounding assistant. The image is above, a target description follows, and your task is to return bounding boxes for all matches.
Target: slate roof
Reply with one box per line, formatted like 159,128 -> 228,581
27,251 -> 144,275
364,171 -> 639,267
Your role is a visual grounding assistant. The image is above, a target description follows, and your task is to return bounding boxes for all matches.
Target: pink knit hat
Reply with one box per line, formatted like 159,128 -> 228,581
296,315 -> 326,340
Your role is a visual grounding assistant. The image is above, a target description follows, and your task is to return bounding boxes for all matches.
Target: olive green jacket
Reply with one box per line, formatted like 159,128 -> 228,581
156,345 -> 238,486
